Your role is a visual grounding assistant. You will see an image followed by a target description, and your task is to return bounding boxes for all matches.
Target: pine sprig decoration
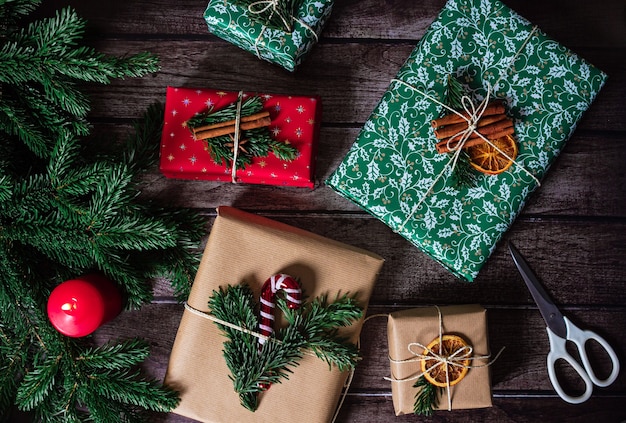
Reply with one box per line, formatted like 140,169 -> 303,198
413,375 -> 440,416
443,75 -> 479,187
0,2 -> 205,421
208,284 -> 363,412
235,0 -> 299,32
186,96 -> 299,170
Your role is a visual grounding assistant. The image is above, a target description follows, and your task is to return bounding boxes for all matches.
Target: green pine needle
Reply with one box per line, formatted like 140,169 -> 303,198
186,96 -> 299,169
413,376 -> 440,416
209,284 -> 363,412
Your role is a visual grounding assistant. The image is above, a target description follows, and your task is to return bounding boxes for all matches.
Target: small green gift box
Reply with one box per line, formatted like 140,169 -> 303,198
327,0 -> 607,281
203,0 -> 333,72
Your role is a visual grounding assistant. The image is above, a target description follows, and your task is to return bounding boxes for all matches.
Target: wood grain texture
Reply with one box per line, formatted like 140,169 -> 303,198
35,0 -> 626,421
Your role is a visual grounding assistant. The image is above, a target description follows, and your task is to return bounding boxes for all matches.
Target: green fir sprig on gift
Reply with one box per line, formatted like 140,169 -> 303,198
236,0 -> 299,32
413,375 -> 440,416
208,284 -> 362,412
186,96 -> 298,170
0,1 -> 205,421
442,75 -> 478,187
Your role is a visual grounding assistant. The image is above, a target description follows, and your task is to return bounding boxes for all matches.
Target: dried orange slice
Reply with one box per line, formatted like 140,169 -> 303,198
420,334 -> 471,388
466,134 -> 518,175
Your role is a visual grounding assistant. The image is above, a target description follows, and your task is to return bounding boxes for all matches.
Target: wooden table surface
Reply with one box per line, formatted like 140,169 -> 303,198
39,0 -> 626,421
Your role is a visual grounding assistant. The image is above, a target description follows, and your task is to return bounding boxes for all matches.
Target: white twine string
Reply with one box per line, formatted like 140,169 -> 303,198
229,90 -> 244,183
184,301 -> 324,358
184,301 -> 271,342
384,305 -> 504,411
393,25 -> 541,230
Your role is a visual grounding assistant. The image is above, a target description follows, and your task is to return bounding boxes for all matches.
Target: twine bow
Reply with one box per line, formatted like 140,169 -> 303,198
248,0 -> 292,32
385,306 -> 504,411
392,25 -> 541,230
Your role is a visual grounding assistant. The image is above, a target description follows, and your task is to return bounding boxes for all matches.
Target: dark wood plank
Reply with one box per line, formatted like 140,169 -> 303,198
130,128 -> 626,218
37,0 -> 626,49
149,215 -> 626,306
80,41 -> 626,133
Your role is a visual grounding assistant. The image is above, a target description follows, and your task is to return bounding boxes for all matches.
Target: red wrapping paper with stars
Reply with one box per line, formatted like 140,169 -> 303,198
159,86 -> 320,188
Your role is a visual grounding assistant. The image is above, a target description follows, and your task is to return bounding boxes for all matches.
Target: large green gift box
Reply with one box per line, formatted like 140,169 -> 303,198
327,0 -> 607,281
203,0 -> 333,72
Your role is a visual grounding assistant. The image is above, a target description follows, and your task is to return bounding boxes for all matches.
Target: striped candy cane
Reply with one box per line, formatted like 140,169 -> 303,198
258,273 -> 302,347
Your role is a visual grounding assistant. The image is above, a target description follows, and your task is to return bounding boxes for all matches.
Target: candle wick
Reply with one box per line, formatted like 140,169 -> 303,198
61,300 -> 77,313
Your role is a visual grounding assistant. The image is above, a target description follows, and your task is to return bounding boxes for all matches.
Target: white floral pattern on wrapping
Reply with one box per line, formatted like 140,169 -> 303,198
327,0 -> 607,281
204,0 -> 332,72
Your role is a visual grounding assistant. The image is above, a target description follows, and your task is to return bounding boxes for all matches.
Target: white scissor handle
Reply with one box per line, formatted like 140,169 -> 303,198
546,317 -> 621,404
562,316 -> 620,387
546,325 -> 593,404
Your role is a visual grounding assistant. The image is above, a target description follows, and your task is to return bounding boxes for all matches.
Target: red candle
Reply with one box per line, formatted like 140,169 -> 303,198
47,274 -> 123,337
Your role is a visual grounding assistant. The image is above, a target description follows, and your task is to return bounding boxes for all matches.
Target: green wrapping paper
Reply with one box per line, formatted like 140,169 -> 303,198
203,0 -> 333,72
327,0 -> 607,281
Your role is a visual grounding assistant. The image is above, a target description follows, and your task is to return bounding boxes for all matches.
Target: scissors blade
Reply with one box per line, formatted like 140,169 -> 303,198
508,242 -> 567,339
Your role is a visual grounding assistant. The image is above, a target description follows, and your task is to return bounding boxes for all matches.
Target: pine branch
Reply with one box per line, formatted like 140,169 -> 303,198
413,376 -> 439,416
187,96 -> 298,169
77,339 -> 150,371
209,284 -> 362,411
0,4 -> 204,421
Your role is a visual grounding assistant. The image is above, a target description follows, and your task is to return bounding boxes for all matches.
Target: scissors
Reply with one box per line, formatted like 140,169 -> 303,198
508,242 -> 620,404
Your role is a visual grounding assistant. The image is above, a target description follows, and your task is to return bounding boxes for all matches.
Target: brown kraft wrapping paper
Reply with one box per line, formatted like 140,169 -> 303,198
164,206 -> 385,423
387,304 -> 492,415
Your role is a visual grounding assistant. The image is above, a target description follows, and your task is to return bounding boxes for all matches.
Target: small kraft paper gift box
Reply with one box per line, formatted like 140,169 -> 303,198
203,0 -> 333,72
387,305 -> 493,415
159,86 -> 320,188
164,206 -> 384,423
326,0 -> 607,281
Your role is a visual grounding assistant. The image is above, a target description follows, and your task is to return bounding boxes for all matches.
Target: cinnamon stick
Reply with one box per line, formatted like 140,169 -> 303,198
431,100 -> 506,128
436,125 -> 515,153
190,111 -> 271,134
193,115 -> 272,140
434,114 -> 508,139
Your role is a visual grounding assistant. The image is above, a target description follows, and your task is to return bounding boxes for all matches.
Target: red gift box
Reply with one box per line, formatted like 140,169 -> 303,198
159,87 -> 320,188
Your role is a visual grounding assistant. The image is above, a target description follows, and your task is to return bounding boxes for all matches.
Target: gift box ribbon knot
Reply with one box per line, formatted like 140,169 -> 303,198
249,0 -> 319,58
385,306 -> 504,411
388,25 -> 542,231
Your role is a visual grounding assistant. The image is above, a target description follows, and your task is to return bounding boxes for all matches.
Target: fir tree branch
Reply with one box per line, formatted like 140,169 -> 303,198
0,4 -> 202,420
413,376 -> 440,416
77,339 -> 150,371
209,284 -> 363,411
82,369 -> 179,412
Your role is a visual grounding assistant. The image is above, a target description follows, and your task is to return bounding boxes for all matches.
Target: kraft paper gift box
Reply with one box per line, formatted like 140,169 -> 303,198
159,86 -> 320,188
203,0 -> 333,72
164,206 -> 384,423
387,305 -> 492,414
326,0 -> 607,281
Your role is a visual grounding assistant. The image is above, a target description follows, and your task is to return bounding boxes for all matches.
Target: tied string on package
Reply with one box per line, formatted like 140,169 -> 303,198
383,306 -> 504,414
185,91 -> 298,183
241,0 -> 320,58
183,274 -> 362,415
389,25 -> 543,231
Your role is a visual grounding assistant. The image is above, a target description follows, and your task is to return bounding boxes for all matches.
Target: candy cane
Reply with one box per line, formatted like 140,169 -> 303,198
258,273 -> 302,347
